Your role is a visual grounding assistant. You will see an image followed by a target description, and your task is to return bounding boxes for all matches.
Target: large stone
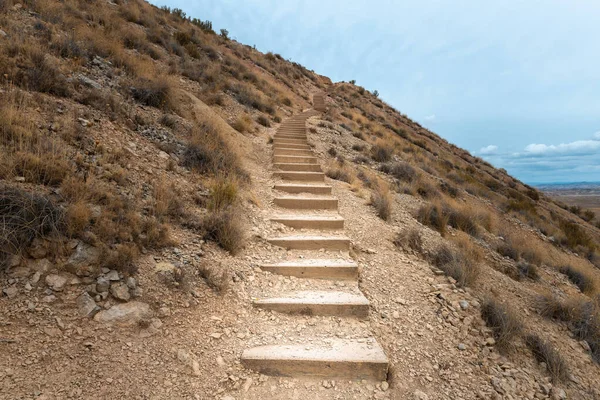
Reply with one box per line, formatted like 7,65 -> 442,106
96,276 -> 110,293
105,270 -> 120,281
28,238 -> 47,259
110,282 -> 131,302
65,243 -> 101,275
28,258 -> 52,273
77,74 -> 102,90
3,287 -> 18,299
93,302 -> 152,325
77,292 -> 99,317
9,266 -> 31,278
46,274 -> 68,291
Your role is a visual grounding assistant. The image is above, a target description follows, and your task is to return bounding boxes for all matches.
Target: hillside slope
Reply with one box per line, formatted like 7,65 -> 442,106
1,1 -> 600,399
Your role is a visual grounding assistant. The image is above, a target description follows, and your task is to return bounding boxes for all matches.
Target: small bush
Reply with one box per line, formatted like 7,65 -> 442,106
153,179 -> 184,221
370,144 -> 393,162
440,181 -> 459,198
560,265 -> 595,294
517,261 -> 540,281
131,77 -> 174,110
208,179 -> 238,211
524,334 -> 569,383
328,147 -> 338,157
0,185 -> 64,262
481,298 -> 522,351
352,144 -> 365,151
560,219 -> 593,250
183,120 -> 246,179
430,244 -> 480,286
380,162 -> 416,183
326,168 -> 352,183
197,261 -> 231,293
417,203 -> 448,236
18,49 -> 70,97
446,206 -> 480,237
393,228 -> 423,253
370,186 -> 392,221
256,115 -> 271,127
201,210 -> 244,254
231,114 -> 253,133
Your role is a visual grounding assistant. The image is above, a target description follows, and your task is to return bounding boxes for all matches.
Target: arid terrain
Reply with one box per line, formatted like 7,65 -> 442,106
1,1 -> 600,399
539,183 -> 600,225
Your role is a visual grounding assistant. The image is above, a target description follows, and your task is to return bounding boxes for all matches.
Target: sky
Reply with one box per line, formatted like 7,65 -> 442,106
150,0 -> 600,184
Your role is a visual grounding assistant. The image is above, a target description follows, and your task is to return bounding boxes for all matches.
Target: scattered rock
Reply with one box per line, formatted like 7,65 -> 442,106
155,261 -> 175,272
4,254 -> 21,268
381,381 -> 389,391
158,307 -> 171,318
77,74 -> 102,89
8,266 -> 31,278
413,389 -> 429,400
457,343 -> 466,351
93,301 -> 152,325
31,271 -> 41,285
45,274 -> 68,292
76,292 -> 99,317
96,276 -> 110,293
28,258 -> 52,274
65,243 -> 101,275
3,287 -> 18,299
459,300 -> 469,310
110,282 -> 131,302
28,238 -> 47,259
126,277 -> 137,289
105,270 -> 120,281
0,29 -> 7,37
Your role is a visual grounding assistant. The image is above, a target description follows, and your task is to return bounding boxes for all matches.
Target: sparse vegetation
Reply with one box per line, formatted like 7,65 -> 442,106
481,298 -> 523,351
430,243 -> 480,286
559,265 -> 595,294
524,334 -> 569,383
370,185 -> 392,221
393,228 -> 423,253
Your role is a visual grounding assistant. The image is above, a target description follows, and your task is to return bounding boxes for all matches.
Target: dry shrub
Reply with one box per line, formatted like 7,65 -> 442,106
445,205 -> 480,237
101,243 -> 139,276
481,298 -> 523,351
201,210 -> 244,254
430,242 -> 480,286
15,47 -> 71,97
11,151 -> 71,186
537,294 -> 600,363
524,334 -> 569,383
370,185 -> 392,221
183,120 -> 246,179
496,230 -> 545,266
417,203 -> 449,236
328,147 -> 338,157
393,228 -> 423,253
0,185 -> 64,262
380,162 -> 416,183
231,114 -> 253,133
65,201 -> 91,236
559,265 -> 596,294
197,261 -> 231,293
517,261 -> 540,281
256,115 -> 270,127
326,168 -> 352,183
131,77 -> 174,110
153,179 -> 185,221
559,219 -> 594,250
208,179 -> 238,211
370,143 -> 393,162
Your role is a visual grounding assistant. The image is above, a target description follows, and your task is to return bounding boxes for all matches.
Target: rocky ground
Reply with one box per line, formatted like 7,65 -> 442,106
2,109 -> 599,400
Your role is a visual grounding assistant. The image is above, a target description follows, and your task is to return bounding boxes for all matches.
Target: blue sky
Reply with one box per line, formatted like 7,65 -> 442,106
150,0 -> 600,184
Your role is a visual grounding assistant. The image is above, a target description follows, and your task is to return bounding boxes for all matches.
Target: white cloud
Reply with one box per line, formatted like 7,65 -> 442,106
594,131 -> 600,139
524,139 -> 600,155
424,114 -> 436,121
478,145 -> 498,155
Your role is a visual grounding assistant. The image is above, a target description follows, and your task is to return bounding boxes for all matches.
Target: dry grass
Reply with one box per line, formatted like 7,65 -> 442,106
380,162 -> 416,183
197,261 -> 231,293
417,202 -> 449,236
131,77 -> 174,110
393,228 -> 423,253
481,298 -> 523,352
207,179 -> 238,211
370,184 -> 392,221
370,142 -> 393,162
183,120 -> 246,179
152,179 -> 185,221
559,265 -> 596,294
430,240 -> 480,286
201,210 -> 244,254
524,334 -> 570,383
231,114 -> 253,133
0,185 -> 64,262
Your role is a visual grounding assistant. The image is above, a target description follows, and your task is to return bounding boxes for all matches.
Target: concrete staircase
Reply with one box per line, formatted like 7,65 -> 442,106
241,94 -> 389,381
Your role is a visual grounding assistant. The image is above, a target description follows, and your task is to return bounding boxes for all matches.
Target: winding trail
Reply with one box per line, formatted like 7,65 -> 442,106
241,94 -> 389,381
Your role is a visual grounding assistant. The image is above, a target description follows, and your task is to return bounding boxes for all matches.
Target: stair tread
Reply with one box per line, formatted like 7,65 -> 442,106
254,290 -> 368,305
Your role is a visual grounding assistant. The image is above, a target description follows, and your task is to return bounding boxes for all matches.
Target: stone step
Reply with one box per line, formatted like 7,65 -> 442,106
274,163 -> 322,172
275,134 -> 307,138
273,143 -> 310,150
273,148 -> 313,156
241,338 -> 388,380
273,196 -> 337,210
259,259 -> 357,279
270,215 -> 344,229
267,235 -> 350,251
274,137 -> 308,143
273,155 -> 318,164
273,184 -> 332,195
253,290 -> 369,318
273,171 -> 324,182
